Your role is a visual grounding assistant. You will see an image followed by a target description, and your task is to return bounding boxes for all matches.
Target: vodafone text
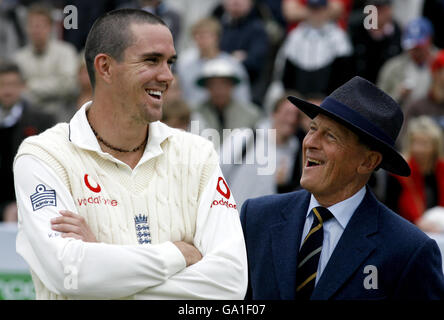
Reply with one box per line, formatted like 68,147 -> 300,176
210,198 -> 237,210
76,196 -> 118,207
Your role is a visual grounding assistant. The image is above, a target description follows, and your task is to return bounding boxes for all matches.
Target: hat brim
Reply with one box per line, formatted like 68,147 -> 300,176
196,76 -> 240,87
288,95 -> 411,177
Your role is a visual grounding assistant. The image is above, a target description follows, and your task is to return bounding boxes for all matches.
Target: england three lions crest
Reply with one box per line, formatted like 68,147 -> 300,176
134,214 -> 151,244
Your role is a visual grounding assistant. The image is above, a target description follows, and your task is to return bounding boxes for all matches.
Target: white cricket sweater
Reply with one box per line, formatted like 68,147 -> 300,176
14,103 -> 248,300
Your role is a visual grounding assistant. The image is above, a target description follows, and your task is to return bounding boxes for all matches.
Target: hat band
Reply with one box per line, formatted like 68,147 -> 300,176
320,97 -> 395,147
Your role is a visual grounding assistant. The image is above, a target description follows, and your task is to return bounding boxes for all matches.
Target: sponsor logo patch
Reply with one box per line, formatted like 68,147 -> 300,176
134,214 -> 151,244
30,184 -> 56,211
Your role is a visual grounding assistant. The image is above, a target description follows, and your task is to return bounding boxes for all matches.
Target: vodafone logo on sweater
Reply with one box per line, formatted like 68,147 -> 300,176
76,173 -> 118,207
212,177 -> 237,210
84,174 -> 101,193
216,177 -> 231,199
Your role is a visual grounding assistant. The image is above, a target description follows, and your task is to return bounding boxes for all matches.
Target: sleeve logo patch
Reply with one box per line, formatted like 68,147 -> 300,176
30,184 -> 57,211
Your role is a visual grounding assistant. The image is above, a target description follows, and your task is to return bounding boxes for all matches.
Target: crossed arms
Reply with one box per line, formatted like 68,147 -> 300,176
14,155 -> 248,299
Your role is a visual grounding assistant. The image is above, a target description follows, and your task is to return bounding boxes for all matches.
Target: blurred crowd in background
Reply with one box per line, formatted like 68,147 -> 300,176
1,0 -> 444,234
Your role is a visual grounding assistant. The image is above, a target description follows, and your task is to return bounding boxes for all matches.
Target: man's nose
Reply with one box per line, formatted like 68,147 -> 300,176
303,130 -> 320,149
157,62 -> 174,83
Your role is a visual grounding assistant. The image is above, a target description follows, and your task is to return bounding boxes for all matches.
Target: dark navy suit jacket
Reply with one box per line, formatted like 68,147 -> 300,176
240,187 -> 444,300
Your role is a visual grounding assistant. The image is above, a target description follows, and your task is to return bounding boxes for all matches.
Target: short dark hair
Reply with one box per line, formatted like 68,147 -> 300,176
0,61 -> 24,80
84,9 -> 167,88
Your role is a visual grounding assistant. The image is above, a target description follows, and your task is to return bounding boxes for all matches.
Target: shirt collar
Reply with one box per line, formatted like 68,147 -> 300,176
307,186 -> 366,229
69,101 -> 175,167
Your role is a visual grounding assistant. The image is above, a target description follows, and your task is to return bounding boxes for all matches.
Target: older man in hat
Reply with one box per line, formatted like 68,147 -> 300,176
240,76 -> 444,300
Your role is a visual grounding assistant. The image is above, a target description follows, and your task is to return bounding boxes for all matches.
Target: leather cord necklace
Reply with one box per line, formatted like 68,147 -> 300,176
86,111 -> 147,153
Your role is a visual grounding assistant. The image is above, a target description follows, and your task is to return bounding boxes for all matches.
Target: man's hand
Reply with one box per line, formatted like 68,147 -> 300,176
174,241 -> 203,267
51,210 -> 98,242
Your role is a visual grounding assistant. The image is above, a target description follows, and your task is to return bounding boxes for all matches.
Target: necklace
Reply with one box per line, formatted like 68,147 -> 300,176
86,112 -> 147,153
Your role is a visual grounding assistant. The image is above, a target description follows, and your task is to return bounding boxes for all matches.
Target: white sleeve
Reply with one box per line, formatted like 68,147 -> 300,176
14,155 -> 186,299
134,166 -> 248,299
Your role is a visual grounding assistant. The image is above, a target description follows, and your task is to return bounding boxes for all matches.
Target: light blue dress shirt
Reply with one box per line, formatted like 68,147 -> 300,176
301,186 -> 367,284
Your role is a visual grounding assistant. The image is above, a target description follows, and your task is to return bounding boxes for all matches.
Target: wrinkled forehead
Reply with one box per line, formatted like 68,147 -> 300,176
312,114 -> 360,142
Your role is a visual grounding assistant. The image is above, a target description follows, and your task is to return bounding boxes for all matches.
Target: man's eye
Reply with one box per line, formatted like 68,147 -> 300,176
327,133 -> 336,140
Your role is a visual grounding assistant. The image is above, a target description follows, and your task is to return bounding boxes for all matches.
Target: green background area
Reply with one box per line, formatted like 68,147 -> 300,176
0,273 -> 35,300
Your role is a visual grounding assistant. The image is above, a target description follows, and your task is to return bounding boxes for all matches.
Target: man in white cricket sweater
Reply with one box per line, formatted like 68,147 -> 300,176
13,9 -> 248,299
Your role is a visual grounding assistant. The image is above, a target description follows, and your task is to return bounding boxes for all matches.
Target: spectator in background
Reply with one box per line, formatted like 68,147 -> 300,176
63,52 -> 93,121
349,0 -> 402,84
218,0 -> 269,105
62,0 -> 125,51
403,50 -> 444,131
264,93 -> 306,193
194,58 -> 261,137
220,92 -> 307,208
277,0 -> 353,96
390,0 -> 424,29
176,17 -> 251,109
14,2 -> 78,122
75,53 -> 93,109
282,0 -> 352,31
161,98 -> 191,131
378,17 -> 437,108
0,0 -> 26,61
386,116 -> 444,233
162,0 -> 219,53
0,61 -> 55,222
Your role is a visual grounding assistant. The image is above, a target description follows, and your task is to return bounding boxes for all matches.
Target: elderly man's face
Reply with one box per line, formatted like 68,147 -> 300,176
111,23 -> 176,123
300,114 -> 372,205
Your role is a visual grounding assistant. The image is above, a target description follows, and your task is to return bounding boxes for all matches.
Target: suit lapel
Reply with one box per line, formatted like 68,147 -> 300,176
270,191 -> 310,300
311,188 -> 379,300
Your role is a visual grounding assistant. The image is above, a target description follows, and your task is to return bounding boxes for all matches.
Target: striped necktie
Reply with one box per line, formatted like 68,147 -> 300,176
295,206 -> 333,300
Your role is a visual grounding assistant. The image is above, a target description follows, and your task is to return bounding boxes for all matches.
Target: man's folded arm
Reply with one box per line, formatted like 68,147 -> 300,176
14,155 -> 186,299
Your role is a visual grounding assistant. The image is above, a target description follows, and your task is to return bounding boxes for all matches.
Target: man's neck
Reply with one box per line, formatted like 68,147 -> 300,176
311,181 -> 368,208
87,100 -> 148,169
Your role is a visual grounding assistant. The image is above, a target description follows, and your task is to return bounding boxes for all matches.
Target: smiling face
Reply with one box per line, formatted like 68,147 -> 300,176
109,23 -> 176,124
300,114 -> 380,206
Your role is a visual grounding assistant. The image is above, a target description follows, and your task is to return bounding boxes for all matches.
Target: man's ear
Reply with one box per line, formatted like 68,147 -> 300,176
93,53 -> 113,85
357,150 -> 383,175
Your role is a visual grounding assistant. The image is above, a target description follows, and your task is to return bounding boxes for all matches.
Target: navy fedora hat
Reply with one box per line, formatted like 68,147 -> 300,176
288,76 -> 411,177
